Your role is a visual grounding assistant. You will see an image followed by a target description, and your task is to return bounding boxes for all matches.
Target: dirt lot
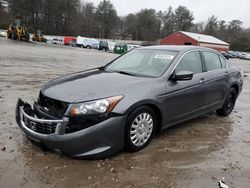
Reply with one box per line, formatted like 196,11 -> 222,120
0,37 -> 250,188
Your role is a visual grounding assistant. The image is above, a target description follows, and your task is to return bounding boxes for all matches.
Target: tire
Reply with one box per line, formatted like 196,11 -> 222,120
87,45 -> 91,49
12,30 -> 17,40
125,106 -> 156,152
7,31 -> 11,39
216,88 -> 237,116
25,33 -> 30,42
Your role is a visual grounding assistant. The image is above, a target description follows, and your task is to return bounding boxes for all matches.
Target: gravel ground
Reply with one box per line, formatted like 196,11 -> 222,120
0,37 -> 250,188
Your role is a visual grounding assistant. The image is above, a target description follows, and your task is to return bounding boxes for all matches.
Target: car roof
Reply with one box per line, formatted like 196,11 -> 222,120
139,45 -> 218,53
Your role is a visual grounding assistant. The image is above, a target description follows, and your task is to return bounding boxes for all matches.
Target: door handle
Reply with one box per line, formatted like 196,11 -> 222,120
200,78 -> 206,83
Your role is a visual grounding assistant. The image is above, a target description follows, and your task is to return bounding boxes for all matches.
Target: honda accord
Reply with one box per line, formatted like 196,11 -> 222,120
16,45 -> 243,158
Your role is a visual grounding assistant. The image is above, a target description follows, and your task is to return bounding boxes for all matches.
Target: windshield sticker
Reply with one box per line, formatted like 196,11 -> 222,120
154,54 -> 174,60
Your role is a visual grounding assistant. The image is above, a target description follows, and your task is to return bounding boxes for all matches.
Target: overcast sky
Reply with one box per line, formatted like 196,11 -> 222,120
89,0 -> 250,28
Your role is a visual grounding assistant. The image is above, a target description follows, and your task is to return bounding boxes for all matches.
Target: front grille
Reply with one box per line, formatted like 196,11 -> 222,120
38,92 -> 69,118
24,116 -> 57,134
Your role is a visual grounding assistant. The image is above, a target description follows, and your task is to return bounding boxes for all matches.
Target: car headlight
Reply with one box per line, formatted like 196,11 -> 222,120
69,95 -> 123,116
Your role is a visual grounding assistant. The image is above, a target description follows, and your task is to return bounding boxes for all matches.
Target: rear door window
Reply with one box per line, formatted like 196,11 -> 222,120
175,51 -> 203,74
203,51 -> 222,71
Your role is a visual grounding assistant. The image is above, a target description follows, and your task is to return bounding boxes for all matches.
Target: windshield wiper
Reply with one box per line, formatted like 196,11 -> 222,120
98,66 -> 105,70
115,71 -> 137,76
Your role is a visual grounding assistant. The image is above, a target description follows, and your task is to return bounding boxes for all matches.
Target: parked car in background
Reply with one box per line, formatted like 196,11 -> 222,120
16,45 -> 243,158
234,51 -> 243,58
64,36 -> 76,46
98,41 -> 109,51
221,51 -> 231,59
228,51 -> 237,58
52,38 -> 64,45
238,53 -> 250,60
98,41 -> 116,52
68,39 -> 77,47
0,29 -> 7,37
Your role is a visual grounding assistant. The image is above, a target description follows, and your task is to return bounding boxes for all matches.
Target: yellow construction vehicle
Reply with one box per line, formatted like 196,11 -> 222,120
7,19 -> 30,41
32,30 -> 46,42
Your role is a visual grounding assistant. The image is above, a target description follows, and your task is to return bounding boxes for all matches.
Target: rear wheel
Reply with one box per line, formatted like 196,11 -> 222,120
125,106 -> 156,152
216,88 -> 237,116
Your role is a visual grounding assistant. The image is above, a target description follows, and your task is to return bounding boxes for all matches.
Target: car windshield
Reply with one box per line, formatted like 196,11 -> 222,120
105,49 -> 177,77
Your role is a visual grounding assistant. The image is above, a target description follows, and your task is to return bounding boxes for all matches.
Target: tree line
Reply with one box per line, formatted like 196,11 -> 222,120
0,0 -> 249,51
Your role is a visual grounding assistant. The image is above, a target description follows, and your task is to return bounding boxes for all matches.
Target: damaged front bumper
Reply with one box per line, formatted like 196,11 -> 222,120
17,99 -> 69,135
15,98 -> 125,158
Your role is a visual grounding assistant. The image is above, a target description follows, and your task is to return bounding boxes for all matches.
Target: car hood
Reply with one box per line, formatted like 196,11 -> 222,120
41,69 -> 148,103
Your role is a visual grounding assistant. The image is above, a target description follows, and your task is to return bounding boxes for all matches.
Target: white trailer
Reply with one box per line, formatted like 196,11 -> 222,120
76,36 -> 99,49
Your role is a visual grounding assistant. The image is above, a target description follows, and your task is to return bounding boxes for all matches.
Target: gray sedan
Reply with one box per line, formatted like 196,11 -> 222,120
16,45 -> 243,158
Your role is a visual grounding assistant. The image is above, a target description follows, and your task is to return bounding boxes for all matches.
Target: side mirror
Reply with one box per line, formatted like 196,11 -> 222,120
171,71 -> 193,81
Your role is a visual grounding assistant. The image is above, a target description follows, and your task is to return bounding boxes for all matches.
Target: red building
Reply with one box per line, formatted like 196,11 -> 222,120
160,31 -> 230,52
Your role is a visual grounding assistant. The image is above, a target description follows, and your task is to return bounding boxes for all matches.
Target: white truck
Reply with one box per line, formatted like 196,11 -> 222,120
76,36 -> 99,49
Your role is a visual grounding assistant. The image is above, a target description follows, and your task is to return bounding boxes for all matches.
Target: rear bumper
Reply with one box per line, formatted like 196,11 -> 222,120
16,98 -> 126,158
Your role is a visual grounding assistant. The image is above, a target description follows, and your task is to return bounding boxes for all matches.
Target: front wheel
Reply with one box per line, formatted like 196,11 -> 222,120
125,106 -> 156,152
25,33 -> 30,42
216,88 -> 237,116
